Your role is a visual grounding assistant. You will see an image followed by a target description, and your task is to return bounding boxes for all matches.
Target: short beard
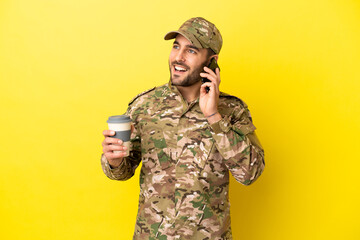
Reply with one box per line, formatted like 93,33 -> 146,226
170,60 -> 207,87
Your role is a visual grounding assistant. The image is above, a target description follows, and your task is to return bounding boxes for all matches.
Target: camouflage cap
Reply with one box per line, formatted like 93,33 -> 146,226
164,17 -> 223,54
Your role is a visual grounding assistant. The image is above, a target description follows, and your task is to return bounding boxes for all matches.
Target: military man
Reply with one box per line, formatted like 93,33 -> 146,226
101,17 -> 265,239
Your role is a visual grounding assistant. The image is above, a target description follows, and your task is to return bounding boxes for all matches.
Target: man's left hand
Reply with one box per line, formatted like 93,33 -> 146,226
199,66 -> 222,124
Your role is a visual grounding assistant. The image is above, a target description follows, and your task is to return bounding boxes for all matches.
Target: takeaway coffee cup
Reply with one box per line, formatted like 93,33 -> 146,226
107,115 -> 132,157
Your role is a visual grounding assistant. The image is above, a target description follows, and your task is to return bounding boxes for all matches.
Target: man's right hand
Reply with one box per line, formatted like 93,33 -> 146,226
102,130 -> 128,168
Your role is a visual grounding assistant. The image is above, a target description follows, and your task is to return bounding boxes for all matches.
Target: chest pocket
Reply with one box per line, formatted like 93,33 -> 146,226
139,106 -> 182,171
140,121 -> 169,168
176,124 -> 215,171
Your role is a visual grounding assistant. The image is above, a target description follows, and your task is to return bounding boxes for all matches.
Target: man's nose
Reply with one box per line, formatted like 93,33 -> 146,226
175,49 -> 185,62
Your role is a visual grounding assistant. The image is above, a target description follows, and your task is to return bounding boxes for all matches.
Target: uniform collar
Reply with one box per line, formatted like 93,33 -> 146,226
167,80 -> 200,105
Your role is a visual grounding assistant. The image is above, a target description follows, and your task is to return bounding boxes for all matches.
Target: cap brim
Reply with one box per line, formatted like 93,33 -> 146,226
164,30 -> 203,49
164,31 -> 179,40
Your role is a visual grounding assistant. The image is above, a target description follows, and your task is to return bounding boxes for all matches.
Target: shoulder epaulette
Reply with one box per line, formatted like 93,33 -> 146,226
128,87 -> 156,106
219,92 -> 247,108
219,92 -> 234,98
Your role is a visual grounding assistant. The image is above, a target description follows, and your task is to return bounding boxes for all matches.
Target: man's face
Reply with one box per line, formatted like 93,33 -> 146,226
169,34 -> 209,87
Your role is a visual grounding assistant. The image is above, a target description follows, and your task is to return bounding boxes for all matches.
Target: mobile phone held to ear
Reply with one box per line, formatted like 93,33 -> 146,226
201,58 -> 220,93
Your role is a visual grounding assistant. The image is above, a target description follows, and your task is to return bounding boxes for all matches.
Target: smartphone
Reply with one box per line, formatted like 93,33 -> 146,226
201,58 -> 220,92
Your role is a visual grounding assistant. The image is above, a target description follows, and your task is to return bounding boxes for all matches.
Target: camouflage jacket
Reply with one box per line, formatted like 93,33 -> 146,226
101,81 -> 265,240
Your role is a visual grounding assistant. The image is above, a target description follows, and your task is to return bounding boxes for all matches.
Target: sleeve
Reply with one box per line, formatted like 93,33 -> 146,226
210,102 -> 265,185
101,105 -> 142,181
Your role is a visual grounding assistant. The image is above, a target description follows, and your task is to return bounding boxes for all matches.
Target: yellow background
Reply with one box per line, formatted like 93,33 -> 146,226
1,0 -> 359,239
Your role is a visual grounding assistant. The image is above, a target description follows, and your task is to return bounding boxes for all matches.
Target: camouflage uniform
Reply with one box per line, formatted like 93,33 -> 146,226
101,81 -> 265,240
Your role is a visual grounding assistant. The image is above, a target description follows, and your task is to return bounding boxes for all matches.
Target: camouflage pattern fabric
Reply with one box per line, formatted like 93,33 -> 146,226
164,17 -> 223,54
101,81 -> 265,240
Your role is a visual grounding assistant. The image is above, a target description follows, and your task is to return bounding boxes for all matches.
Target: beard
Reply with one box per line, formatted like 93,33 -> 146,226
170,60 -> 207,87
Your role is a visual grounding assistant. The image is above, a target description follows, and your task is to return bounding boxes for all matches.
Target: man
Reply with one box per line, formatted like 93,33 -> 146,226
101,17 -> 265,239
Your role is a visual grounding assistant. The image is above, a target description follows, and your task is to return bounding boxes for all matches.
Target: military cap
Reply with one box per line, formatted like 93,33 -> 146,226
164,17 -> 223,54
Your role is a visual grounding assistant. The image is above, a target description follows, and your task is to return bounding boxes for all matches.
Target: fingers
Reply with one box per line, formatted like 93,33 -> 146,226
104,151 -> 127,160
200,73 -> 218,92
103,143 -> 127,152
201,67 -> 221,84
103,136 -> 123,145
102,130 -> 126,151
203,66 -> 217,76
103,129 -> 115,137
200,81 -> 219,96
102,136 -> 128,160
102,129 -> 129,164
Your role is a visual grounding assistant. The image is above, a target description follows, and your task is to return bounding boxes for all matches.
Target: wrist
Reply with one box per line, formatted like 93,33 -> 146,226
108,157 -> 124,169
206,112 -> 222,124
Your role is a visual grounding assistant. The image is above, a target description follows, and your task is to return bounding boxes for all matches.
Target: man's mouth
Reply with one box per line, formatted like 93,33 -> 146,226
173,65 -> 188,73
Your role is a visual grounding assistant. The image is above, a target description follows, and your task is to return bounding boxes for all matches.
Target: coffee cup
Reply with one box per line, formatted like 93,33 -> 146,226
107,115 -> 132,157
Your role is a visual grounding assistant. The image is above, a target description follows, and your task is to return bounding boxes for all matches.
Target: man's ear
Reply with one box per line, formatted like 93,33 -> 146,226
207,54 -> 219,65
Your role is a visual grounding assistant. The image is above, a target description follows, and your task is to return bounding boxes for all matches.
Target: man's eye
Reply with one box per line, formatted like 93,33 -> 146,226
173,45 -> 179,49
188,49 -> 196,54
